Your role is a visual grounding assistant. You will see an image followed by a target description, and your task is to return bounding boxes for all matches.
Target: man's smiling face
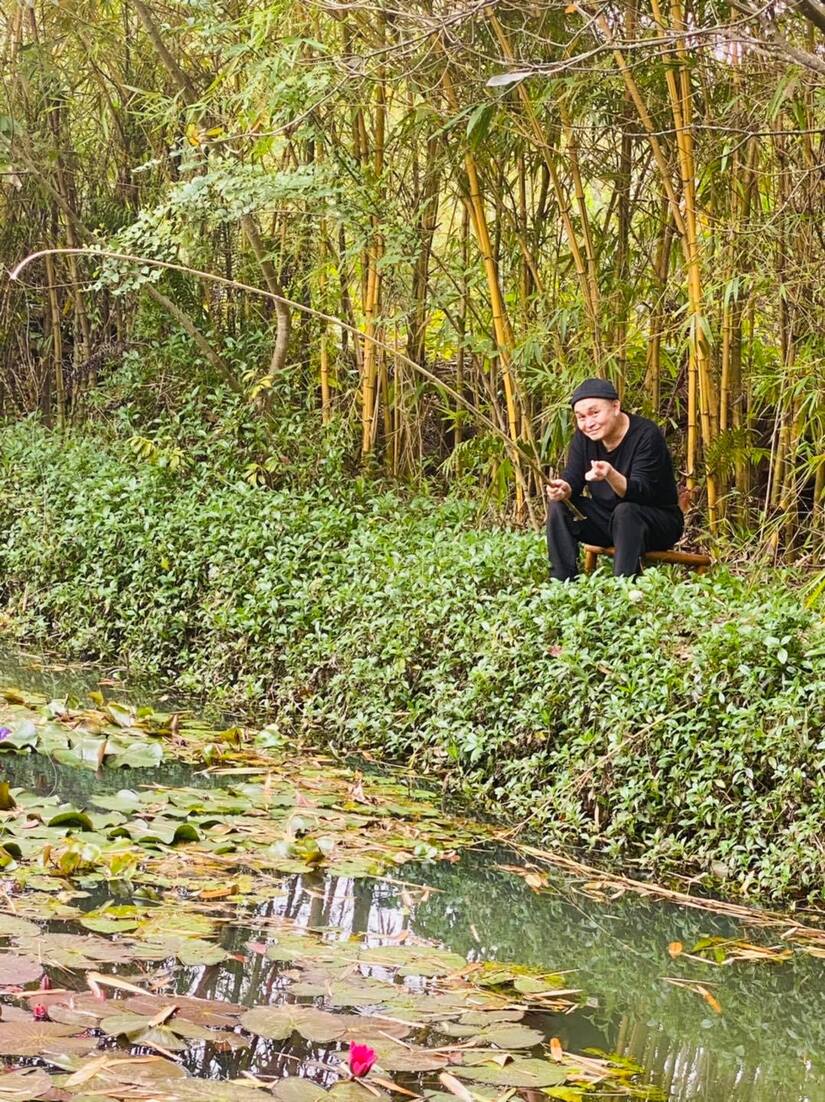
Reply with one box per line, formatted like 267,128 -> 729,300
573,397 -> 621,441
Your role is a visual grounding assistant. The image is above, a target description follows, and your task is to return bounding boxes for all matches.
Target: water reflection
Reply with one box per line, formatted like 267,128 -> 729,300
74,854 -> 822,1101
3,651 -> 825,1100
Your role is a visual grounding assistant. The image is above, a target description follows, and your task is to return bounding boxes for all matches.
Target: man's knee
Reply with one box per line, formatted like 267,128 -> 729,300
547,501 -> 571,529
611,501 -> 642,528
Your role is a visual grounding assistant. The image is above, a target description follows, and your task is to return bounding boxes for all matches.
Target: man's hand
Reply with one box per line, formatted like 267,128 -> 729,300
545,478 -> 572,503
585,460 -> 627,497
585,460 -> 612,482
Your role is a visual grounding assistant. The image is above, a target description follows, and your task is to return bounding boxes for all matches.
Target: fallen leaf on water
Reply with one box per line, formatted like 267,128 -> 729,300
495,865 -> 548,891
438,1072 -> 475,1102
699,985 -> 723,1014
87,971 -> 148,997
370,1076 -> 419,1097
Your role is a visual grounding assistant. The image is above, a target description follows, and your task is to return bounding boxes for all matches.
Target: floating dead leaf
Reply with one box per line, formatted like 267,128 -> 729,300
86,971 -> 149,997
663,977 -> 723,1014
371,1077 -> 419,1098
699,985 -> 722,1014
495,865 -> 548,891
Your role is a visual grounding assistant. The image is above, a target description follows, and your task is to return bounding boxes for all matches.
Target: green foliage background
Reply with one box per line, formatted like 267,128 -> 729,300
0,386 -> 822,903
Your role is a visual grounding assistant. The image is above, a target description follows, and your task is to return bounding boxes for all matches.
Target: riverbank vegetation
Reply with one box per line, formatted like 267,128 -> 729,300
0,0 -> 823,901
0,395 -> 823,902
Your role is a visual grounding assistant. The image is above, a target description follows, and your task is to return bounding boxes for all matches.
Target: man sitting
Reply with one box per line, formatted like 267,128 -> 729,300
546,378 -> 684,580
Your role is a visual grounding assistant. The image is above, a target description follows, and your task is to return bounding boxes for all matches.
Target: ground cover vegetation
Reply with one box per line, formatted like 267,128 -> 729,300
0,394 -> 823,903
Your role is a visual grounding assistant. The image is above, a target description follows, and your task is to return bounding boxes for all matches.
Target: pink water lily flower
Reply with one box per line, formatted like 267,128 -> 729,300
348,1043 -> 377,1078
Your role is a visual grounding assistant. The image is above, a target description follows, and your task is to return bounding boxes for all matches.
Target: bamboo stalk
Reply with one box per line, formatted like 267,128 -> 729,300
488,14 -> 601,364
44,251 -> 65,428
648,0 -> 719,525
360,41 -> 386,459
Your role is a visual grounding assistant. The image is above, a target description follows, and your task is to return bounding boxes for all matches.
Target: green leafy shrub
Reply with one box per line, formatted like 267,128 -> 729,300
0,419 -> 823,901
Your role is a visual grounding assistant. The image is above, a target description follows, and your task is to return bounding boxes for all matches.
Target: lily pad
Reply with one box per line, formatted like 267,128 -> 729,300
123,994 -> 243,1028
273,1084 -> 388,1102
55,1052 -> 187,1092
241,1004 -> 345,1043
513,975 -> 563,996
334,1014 -> 412,1042
359,944 -> 467,977
288,973 -> 399,1006
80,914 -> 140,934
48,809 -> 96,831
90,790 -> 143,813
370,1042 -> 452,1072
99,1012 -> 191,1051
0,720 -> 38,751
14,931 -> 132,969
0,953 -> 44,985
147,1080 -> 273,1102
109,741 -> 164,769
130,935 -> 228,966
476,1024 -> 547,1048
0,1019 -> 99,1056
0,1067 -> 53,1099
0,913 -> 41,938
449,1058 -> 568,1088
120,817 -> 200,845
458,1010 -> 524,1025
273,1081 -> 329,1102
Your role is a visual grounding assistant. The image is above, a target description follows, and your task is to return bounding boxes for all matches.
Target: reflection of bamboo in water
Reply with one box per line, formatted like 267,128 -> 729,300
613,1009 -> 824,1102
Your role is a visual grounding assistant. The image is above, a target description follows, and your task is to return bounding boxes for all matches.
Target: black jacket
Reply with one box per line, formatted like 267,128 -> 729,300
561,414 -> 680,513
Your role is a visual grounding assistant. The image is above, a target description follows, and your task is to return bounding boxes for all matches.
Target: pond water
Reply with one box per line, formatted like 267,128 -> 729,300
1,652 -> 825,1101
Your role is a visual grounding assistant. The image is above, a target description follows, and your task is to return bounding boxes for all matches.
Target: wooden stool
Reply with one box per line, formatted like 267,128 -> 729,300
583,545 -> 712,575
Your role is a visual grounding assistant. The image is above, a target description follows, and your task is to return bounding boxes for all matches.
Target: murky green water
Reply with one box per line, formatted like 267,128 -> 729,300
2,652 -> 824,1101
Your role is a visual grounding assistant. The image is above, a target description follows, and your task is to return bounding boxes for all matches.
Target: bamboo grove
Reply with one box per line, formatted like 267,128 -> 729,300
1,0 -> 823,554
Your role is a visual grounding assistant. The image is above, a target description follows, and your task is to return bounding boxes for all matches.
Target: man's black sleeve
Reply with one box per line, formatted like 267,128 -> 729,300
561,433 -> 586,496
623,427 -> 673,506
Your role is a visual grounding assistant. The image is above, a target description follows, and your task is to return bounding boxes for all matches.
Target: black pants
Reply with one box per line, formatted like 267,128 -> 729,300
546,497 -> 684,580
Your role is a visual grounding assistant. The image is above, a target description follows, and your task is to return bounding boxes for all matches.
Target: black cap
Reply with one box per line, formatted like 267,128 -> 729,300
570,378 -> 619,407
